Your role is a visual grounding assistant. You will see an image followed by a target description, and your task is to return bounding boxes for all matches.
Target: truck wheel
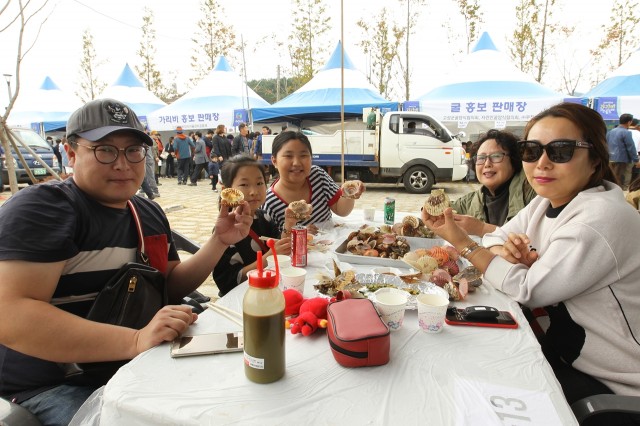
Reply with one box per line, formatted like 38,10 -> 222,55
403,165 -> 434,194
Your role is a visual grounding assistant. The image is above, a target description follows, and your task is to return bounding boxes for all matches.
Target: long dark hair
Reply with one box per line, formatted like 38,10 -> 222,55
271,131 -> 312,157
523,102 -> 616,188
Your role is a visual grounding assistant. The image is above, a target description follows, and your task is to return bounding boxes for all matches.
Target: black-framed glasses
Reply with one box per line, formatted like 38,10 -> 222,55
473,152 -> 508,165
75,143 -> 148,164
518,139 -> 592,163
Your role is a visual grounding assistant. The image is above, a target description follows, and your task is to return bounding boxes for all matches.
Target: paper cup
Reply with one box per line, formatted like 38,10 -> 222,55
373,288 -> 408,331
269,255 -> 290,270
417,294 -> 449,333
363,208 -> 376,222
280,267 -> 307,294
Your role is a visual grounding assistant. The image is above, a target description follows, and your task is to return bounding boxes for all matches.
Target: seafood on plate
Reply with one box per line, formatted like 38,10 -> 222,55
313,259 -> 360,296
220,188 -> 244,207
423,189 -> 451,216
391,215 -> 436,238
344,226 -> 410,259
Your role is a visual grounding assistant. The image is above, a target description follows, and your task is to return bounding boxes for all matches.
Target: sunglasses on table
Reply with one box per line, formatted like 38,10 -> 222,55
517,139 -> 593,163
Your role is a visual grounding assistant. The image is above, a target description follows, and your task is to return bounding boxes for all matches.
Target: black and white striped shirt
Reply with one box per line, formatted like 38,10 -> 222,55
263,165 -> 341,231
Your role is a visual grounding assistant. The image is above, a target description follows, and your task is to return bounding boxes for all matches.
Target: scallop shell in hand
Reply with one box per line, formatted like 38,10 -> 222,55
424,189 -> 451,216
220,188 -> 244,207
290,200 -> 312,220
342,181 -> 359,198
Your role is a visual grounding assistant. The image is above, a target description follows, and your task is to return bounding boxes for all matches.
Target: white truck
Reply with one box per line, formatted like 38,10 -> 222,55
261,111 -> 467,194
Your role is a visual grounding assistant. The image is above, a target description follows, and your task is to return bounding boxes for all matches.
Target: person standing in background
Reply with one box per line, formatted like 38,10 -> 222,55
164,136 -> 176,178
232,122 -> 250,156
188,132 -> 209,186
606,113 -> 637,189
629,118 -> 640,183
174,127 -> 194,185
53,138 -> 63,166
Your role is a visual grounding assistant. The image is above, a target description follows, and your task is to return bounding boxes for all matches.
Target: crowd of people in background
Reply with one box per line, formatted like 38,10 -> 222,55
130,123 -> 274,196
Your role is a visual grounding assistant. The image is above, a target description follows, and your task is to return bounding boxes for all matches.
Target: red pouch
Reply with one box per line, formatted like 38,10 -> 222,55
326,299 -> 390,367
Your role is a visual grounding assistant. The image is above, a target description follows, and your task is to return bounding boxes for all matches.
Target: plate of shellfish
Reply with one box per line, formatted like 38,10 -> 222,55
313,261 -> 451,309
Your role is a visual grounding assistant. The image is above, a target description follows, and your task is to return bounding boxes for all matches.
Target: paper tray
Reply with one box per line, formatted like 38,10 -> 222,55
333,237 -> 450,268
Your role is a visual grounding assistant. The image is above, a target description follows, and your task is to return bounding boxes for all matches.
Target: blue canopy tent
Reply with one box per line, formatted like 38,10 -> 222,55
99,63 -> 167,128
583,47 -> 640,121
147,56 -> 270,131
416,32 -> 565,138
8,76 -> 82,132
251,42 -> 398,124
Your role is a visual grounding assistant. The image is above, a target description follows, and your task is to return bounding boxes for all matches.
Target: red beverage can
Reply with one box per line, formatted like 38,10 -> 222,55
291,225 -> 307,267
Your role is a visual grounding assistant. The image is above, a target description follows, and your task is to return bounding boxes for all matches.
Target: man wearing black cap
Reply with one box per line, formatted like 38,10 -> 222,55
0,98 -> 253,425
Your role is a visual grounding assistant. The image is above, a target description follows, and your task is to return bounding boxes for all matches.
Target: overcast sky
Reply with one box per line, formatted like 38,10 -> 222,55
0,0 -> 621,108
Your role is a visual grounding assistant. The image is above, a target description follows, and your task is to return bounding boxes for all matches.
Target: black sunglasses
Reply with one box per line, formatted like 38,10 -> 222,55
518,139 -> 593,163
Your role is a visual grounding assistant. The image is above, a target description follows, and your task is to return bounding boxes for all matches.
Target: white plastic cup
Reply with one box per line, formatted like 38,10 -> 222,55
269,255 -> 291,270
373,288 -> 408,331
280,267 -> 307,294
363,208 -> 375,222
417,294 -> 449,333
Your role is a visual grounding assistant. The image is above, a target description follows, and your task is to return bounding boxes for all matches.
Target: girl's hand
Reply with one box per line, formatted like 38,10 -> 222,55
273,237 -> 291,255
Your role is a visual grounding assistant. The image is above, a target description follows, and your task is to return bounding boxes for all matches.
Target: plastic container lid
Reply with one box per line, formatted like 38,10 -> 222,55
247,240 -> 280,289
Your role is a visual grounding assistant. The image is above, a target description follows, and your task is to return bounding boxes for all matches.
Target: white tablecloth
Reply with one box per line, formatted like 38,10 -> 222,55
72,211 -> 577,425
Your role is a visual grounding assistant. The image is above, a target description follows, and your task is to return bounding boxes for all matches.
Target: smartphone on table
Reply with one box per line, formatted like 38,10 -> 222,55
170,331 -> 244,357
445,306 -> 518,329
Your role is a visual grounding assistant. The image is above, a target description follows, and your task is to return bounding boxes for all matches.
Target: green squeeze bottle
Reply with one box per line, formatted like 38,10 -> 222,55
243,240 -> 285,383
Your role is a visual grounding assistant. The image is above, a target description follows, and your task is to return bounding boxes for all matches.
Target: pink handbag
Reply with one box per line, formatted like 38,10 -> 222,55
326,299 -> 390,367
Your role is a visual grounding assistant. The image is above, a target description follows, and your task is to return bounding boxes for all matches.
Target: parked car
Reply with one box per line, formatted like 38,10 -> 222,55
0,127 -> 60,192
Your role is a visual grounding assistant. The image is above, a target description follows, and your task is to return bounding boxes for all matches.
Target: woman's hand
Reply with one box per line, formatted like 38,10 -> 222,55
214,201 -> 253,246
452,214 -> 496,237
498,233 -> 538,267
421,207 -> 470,248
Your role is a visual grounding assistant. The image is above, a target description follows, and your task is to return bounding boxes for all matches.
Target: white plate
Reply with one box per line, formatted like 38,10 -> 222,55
333,237 -> 450,268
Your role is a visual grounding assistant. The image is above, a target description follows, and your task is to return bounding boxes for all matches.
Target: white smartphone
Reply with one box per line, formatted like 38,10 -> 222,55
170,332 -> 244,358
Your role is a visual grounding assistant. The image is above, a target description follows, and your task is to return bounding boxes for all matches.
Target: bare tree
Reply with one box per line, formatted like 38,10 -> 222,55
1,0 -> 53,194
135,7 -> 166,101
189,0 -> 237,87
509,0 -> 562,83
592,0 -> 640,72
357,8 -> 404,99
510,0 -> 537,74
397,0 -> 425,101
288,0 -> 331,88
456,0 -> 484,54
76,29 -> 106,102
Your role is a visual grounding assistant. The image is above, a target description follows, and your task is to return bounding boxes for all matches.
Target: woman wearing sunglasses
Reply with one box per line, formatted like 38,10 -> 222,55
422,102 -> 640,404
446,129 -> 536,236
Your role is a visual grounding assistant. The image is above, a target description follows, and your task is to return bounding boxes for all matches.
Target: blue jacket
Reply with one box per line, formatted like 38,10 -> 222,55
175,136 -> 194,160
607,126 -> 638,163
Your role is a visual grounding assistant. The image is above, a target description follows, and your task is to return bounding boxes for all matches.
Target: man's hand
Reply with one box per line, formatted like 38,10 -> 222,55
133,305 -> 197,354
214,201 -> 253,246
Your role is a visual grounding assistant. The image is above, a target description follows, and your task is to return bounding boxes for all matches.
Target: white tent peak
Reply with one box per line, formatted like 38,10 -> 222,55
146,55 -> 269,131
8,76 -> 82,128
99,63 -> 166,116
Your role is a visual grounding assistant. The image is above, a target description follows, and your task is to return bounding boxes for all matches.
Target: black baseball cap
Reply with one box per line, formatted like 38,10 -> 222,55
66,98 -> 153,145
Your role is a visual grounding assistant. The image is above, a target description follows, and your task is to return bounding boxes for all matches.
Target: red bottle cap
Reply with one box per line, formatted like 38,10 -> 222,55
247,239 -> 279,289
